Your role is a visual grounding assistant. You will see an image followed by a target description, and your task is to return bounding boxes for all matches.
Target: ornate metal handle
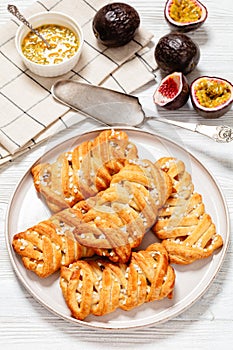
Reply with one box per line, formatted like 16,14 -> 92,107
195,124 -> 233,143
151,117 -> 233,143
7,4 -> 51,48
214,125 -> 233,143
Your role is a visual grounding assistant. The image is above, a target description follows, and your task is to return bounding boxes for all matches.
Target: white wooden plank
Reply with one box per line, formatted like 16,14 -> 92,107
0,0 -> 233,349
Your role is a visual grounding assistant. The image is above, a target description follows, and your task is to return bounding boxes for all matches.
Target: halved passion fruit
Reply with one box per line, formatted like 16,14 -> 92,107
191,76 -> 233,118
164,0 -> 208,32
153,72 -> 189,110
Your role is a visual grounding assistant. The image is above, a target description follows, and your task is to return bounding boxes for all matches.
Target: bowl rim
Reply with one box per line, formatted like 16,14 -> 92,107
15,11 -> 84,68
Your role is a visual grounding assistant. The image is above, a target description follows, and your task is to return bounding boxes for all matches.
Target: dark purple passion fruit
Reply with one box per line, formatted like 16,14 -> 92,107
154,32 -> 200,75
191,76 -> 233,118
153,72 -> 189,110
92,2 -> 140,47
164,0 -> 208,32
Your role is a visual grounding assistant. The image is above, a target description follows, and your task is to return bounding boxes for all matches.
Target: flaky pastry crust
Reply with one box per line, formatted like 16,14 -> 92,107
13,159 -> 172,275
60,243 -> 175,320
12,215 -> 95,278
31,130 -> 138,212
153,157 -> 223,264
73,159 -> 172,262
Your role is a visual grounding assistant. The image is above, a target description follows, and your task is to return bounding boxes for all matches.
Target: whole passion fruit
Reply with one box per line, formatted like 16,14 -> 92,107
164,0 -> 208,32
153,72 -> 189,110
92,2 -> 140,47
154,32 -> 200,75
191,76 -> 233,118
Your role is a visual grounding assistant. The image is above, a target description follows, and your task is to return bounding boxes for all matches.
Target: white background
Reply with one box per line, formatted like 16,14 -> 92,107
0,0 -> 233,349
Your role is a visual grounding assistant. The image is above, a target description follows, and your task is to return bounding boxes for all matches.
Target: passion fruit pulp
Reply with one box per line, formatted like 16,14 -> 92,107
191,76 -> 233,118
164,0 -> 208,32
154,32 -> 200,75
153,72 -> 189,110
92,2 -> 140,47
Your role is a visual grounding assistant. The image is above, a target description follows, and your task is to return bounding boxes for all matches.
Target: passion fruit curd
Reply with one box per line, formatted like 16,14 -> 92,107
22,24 -> 80,65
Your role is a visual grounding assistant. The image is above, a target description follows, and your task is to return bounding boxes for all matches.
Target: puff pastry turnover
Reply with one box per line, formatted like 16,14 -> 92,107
31,129 -> 138,212
12,214 -> 95,278
60,243 -> 175,320
72,159 -> 172,263
153,157 -> 223,264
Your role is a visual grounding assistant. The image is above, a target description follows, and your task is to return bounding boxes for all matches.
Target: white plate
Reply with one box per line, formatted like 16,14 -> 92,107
6,127 -> 229,330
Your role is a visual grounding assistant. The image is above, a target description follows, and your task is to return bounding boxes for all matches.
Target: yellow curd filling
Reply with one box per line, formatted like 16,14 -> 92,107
195,79 -> 231,108
169,0 -> 202,23
22,24 -> 80,65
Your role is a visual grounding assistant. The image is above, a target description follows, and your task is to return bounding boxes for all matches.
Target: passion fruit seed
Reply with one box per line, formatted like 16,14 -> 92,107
154,72 -> 190,110
164,0 -> 208,32
191,76 -> 233,118
194,79 -> 231,108
154,32 -> 200,75
92,2 -> 140,47
158,77 -> 179,99
169,0 -> 202,23
21,25 -> 79,65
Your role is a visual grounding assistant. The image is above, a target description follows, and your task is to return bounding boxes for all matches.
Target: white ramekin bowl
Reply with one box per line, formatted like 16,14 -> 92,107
15,11 -> 83,77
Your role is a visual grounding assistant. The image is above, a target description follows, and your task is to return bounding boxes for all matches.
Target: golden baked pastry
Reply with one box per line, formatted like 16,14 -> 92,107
31,129 -> 138,213
12,212 -> 95,278
60,243 -> 175,320
12,158 -> 172,275
72,159 -> 172,262
153,157 -> 223,264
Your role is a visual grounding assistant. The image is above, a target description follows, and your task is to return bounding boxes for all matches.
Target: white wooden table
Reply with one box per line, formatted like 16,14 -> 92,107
1,1 -> 233,349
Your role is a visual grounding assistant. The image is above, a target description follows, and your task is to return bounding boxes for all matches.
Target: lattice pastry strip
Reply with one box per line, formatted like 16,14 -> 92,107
31,130 -> 138,212
12,212 -> 95,278
153,157 -> 223,264
60,243 -> 175,320
72,159 -> 172,262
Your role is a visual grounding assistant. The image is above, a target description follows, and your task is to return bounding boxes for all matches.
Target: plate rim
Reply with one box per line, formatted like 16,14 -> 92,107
5,126 -> 230,330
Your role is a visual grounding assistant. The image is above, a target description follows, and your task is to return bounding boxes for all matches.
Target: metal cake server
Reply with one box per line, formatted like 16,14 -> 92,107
51,80 -> 233,143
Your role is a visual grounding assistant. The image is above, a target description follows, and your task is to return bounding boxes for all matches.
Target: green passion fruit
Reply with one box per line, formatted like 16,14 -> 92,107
92,2 -> 140,47
153,72 -> 189,110
164,0 -> 208,32
154,32 -> 200,75
191,76 -> 233,118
